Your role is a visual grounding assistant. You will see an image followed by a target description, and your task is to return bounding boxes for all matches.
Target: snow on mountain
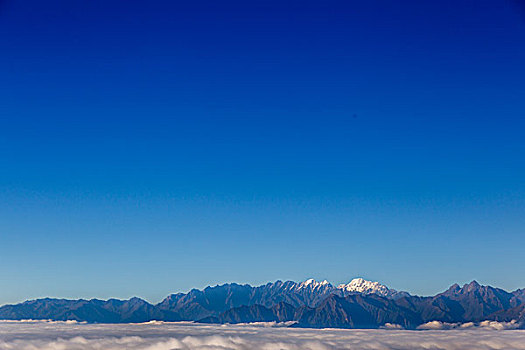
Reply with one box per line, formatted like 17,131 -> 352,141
297,279 -> 332,290
0,277 -> 413,324
337,278 -> 409,299
337,278 -> 390,295
285,277 -> 409,299
285,277 -> 409,301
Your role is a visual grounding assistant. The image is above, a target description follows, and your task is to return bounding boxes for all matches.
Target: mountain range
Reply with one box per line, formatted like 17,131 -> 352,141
1,278 -> 524,329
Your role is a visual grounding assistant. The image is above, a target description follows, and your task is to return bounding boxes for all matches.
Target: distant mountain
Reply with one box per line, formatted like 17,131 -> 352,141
200,281 -> 525,329
436,281 -> 519,321
294,293 -> 421,329
1,279 -> 523,329
0,297 -> 177,323
155,278 -> 400,320
200,302 -> 296,324
336,278 -> 410,299
157,283 -> 254,320
203,294 -> 421,329
395,281 -> 520,324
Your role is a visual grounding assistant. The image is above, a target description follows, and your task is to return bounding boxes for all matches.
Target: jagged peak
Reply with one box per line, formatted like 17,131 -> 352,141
441,281 -> 483,296
297,278 -> 332,289
443,283 -> 461,294
467,280 -> 481,288
337,278 -> 388,292
206,282 -> 249,289
335,278 -> 409,299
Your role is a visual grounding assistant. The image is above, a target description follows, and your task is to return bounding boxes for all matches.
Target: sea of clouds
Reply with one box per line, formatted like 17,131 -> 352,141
1,320 -> 524,350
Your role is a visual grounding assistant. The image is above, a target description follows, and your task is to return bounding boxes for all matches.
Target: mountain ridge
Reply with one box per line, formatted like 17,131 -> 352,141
1,278 -> 523,329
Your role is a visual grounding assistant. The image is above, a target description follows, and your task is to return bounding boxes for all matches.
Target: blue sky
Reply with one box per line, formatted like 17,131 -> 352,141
0,0 -> 524,305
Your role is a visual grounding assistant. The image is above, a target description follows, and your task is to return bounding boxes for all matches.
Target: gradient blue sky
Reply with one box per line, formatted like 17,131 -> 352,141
0,0 -> 524,305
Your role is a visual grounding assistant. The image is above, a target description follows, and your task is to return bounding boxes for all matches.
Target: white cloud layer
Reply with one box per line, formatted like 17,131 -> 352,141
0,321 -> 524,350
417,320 -> 522,330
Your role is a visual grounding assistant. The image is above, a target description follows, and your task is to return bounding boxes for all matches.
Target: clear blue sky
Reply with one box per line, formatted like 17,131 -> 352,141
0,0 -> 524,305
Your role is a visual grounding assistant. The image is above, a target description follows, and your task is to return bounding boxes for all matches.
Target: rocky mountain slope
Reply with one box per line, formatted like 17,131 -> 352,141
1,278 -> 523,329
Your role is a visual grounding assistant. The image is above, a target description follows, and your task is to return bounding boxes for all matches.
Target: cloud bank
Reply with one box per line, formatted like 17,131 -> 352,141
0,321 -> 524,350
417,320 -> 522,330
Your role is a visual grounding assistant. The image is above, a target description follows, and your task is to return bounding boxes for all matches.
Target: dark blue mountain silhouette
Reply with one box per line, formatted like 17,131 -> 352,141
1,279 -> 523,329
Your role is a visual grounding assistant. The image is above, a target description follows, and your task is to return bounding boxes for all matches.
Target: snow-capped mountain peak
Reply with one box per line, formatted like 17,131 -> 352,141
298,278 -> 332,290
336,278 -> 406,298
289,277 -> 409,299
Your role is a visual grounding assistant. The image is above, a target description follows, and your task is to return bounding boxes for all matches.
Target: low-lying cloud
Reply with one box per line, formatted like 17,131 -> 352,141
0,321 -> 524,350
417,320 -> 522,330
